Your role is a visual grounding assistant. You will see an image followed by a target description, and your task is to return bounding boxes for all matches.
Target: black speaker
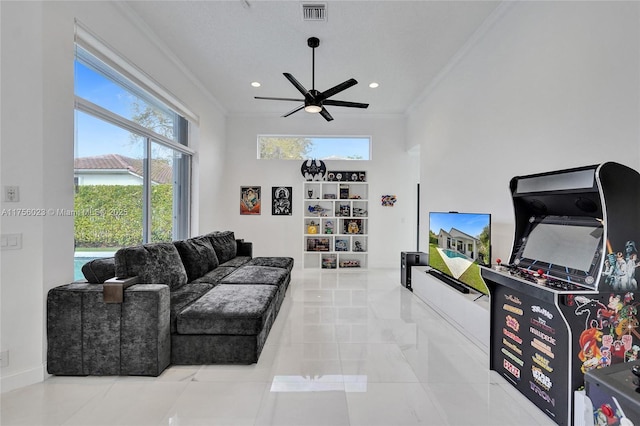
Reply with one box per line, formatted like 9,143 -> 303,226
401,251 -> 428,291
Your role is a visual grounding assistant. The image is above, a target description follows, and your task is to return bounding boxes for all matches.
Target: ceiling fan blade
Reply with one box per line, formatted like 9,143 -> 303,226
255,96 -> 305,102
283,73 -> 309,96
282,104 -> 305,117
323,99 -> 369,109
319,107 -> 334,122
318,78 -> 358,101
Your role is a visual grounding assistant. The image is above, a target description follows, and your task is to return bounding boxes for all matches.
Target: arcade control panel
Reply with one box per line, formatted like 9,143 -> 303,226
493,260 -> 591,292
585,360 -> 640,425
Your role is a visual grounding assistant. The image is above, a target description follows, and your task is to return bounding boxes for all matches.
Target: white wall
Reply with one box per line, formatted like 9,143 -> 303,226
76,173 -> 143,186
0,1 -> 226,391
408,1 -> 640,263
219,114 -> 419,268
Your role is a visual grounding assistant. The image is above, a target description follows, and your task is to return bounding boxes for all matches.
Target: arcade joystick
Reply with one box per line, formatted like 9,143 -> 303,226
534,269 -> 548,285
600,404 -> 614,418
494,258 -> 505,272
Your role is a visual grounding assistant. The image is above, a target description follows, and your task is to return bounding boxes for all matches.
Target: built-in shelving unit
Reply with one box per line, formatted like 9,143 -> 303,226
303,181 -> 368,269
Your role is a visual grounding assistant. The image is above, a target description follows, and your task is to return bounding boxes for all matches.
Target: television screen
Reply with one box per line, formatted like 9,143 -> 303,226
428,212 -> 491,294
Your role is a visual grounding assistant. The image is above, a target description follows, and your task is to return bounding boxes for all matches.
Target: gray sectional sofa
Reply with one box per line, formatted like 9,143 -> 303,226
47,231 -> 293,376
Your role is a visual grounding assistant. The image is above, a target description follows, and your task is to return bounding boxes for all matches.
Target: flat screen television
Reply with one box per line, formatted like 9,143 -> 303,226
428,211 -> 491,295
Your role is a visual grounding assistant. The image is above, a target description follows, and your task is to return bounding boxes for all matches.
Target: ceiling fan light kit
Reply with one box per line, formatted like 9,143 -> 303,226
255,37 -> 369,121
304,105 -> 322,113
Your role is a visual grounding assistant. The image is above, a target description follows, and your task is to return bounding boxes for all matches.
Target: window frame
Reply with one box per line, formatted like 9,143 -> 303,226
73,31 -> 193,247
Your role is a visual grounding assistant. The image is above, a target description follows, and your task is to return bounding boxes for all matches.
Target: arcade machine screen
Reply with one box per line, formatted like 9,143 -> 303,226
511,215 -> 604,290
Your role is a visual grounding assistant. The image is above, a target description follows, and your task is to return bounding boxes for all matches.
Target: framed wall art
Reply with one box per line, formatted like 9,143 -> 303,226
272,186 -> 292,215
240,186 -> 261,215
381,195 -> 397,207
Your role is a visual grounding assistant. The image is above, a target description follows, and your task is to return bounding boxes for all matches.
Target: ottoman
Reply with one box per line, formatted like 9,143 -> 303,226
220,265 -> 291,313
172,284 -> 278,364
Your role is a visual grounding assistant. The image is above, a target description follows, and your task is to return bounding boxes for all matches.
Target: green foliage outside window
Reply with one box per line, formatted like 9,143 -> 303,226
74,185 -> 172,248
258,136 -> 313,159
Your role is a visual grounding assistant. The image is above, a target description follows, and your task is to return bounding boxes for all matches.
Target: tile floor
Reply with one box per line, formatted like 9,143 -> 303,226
1,268 -> 555,425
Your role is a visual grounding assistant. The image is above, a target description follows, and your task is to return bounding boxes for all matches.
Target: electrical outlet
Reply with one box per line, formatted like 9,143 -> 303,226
0,350 -> 9,368
3,186 -> 19,202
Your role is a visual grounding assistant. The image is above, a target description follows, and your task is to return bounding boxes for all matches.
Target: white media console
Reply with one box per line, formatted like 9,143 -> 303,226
410,266 -> 490,353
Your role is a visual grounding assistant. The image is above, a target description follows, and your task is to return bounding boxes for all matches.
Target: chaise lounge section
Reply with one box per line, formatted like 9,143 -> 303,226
47,231 -> 293,376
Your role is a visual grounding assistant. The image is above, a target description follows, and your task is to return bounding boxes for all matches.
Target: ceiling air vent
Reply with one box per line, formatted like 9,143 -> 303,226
302,3 -> 327,21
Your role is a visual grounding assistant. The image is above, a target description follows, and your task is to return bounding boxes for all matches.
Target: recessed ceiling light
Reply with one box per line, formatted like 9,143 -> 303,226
369,82 -> 379,88
251,81 -> 261,88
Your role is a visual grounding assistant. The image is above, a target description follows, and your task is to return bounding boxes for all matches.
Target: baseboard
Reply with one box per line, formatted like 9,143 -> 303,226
411,266 -> 490,353
1,364 -> 46,393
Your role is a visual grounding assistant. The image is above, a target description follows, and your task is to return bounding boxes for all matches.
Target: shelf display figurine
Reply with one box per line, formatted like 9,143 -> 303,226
307,221 -> 318,234
353,207 -> 367,217
339,259 -> 360,268
347,220 -> 360,234
324,220 -> 334,234
339,204 -> 350,217
308,204 -> 329,216
335,239 -> 348,251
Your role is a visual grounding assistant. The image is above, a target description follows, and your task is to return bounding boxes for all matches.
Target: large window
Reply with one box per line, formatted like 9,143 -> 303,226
258,136 -> 371,160
73,43 -> 192,279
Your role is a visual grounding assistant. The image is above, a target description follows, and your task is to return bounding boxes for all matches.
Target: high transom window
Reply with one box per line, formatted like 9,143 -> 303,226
258,136 -> 371,160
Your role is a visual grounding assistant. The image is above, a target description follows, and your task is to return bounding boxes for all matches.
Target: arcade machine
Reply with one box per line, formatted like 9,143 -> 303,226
481,162 -> 640,426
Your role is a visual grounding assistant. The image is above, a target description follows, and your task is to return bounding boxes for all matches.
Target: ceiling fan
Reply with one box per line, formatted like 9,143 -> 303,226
255,37 -> 369,122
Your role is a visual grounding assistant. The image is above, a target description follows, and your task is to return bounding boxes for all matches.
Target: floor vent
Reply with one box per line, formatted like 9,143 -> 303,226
302,3 -> 327,21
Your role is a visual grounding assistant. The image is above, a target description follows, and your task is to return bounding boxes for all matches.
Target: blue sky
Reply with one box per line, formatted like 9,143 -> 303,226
76,60 -> 370,160
306,137 -> 370,160
429,212 -> 490,238
75,61 -> 144,158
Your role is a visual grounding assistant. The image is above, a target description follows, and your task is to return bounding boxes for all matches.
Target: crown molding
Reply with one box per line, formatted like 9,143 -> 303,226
112,1 -> 227,118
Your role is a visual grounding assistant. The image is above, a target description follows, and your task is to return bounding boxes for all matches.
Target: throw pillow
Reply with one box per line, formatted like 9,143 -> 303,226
174,237 -> 219,282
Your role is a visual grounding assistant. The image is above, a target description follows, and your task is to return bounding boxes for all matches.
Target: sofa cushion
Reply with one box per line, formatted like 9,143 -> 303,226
169,283 -> 215,333
205,231 -> 237,264
174,237 -> 219,282
115,243 -> 188,290
219,256 -> 252,268
220,265 -> 289,289
246,257 -> 294,272
177,284 -> 277,335
81,257 -> 116,283
191,266 -> 237,285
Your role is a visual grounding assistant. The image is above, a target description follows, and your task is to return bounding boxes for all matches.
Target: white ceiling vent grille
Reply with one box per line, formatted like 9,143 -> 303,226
302,3 -> 327,21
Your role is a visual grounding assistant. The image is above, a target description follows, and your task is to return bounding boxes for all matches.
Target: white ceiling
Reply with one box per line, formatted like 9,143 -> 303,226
123,0 -> 501,118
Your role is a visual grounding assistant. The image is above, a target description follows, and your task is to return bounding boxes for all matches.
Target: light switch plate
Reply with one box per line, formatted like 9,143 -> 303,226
1,233 -> 22,250
3,186 -> 19,202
